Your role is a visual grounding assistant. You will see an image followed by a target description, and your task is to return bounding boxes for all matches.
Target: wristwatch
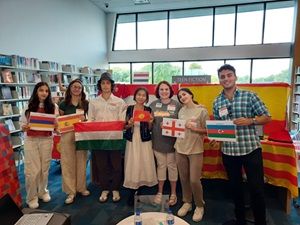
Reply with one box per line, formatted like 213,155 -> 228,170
252,118 -> 258,125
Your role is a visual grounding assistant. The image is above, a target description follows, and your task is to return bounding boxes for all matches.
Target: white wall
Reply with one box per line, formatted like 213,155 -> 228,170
0,0 -> 107,68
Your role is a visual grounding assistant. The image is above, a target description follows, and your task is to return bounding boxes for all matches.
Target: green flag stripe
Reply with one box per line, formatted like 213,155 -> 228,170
76,139 -> 126,151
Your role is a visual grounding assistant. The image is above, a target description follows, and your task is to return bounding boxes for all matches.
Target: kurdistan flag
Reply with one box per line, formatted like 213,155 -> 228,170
74,121 -> 126,150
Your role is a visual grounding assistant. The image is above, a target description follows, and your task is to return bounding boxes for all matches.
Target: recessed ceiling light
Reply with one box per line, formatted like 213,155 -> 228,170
134,0 -> 150,5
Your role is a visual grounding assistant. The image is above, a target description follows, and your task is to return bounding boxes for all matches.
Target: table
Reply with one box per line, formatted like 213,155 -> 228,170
202,139 -> 299,213
117,212 -> 189,225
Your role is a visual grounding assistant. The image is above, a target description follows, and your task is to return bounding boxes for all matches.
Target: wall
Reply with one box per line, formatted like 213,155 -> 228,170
0,0 -> 107,68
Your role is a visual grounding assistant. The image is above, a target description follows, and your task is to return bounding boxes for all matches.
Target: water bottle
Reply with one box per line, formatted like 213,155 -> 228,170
134,210 -> 142,225
166,209 -> 174,225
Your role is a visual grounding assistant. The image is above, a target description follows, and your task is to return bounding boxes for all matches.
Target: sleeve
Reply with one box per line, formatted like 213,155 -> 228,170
88,100 -> 95,121
212,100 -> 220,120
250,93 -> 270,117
118,99 -> 127,121
59,101 -> 65,111
19,109 -> 28,127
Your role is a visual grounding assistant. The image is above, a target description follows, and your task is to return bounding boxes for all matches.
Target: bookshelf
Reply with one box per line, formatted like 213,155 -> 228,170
0,54 -> 102,150
291,66 -> 300,130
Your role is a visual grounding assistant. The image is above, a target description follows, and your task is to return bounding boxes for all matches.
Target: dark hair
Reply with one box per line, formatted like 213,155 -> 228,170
155,80 -> 174,99
25,82 -> 55,116
97,72 -> 115,92
64,79 -> 88,113
133,87 -> 149,104
217,64 -> 236,77
177,88 -> 198,105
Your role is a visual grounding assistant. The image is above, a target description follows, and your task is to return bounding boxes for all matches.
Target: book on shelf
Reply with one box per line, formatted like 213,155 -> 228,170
2,103 -> 13,115
4,119 -> 16,131
11,135 -> 23,146
13,120 -> 20,130
1,69 -> 14,83
11,90 -> 19,99
1,86 -> 12,99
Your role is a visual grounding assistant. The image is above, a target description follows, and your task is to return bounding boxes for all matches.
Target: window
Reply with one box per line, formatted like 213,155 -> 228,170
214,6 -> 235,46
132,63 -> 152,84
114,14 -> 136,50
236,4 -> 264,45
109,63 -> 131,83
184,61 -> 224,83
169,8 -> 213,48
252,58 -> 291,83
264,1 -> 295,43
225,59 -> 251,83
138,12 -> 168,49
153,62 -> 182,83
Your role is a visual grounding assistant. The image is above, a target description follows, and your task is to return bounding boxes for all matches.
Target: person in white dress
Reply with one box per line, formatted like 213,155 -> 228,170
123,87 -> 158,206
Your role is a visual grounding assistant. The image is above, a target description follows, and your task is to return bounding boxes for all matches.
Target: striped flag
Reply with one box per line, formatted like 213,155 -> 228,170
57,113 -> 83,133
162,118 -> 186,138
74,121 -> 126,150
29,112 -> 56,131
206,120 -> 237,142
133,72 -> 149,84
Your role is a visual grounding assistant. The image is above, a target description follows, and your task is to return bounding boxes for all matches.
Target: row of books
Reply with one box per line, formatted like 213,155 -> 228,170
0,103 -> 20,116
0,86 -> 33,100
11,55 -> 39,69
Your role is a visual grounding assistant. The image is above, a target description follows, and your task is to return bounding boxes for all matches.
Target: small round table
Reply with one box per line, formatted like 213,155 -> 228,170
117,212 -> 189,225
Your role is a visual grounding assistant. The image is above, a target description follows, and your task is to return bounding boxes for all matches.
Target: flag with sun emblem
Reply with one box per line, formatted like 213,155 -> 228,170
162,118 -> 186,138
133,110 -> 151,122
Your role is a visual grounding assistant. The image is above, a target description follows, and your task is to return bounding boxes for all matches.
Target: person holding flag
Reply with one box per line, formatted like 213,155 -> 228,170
149,81 -> 181,206
20,82 -> 58,209
88,72 -> 127,203
59,79 -> 90,205
213,64 -> 271,225
175,88 -> 209,222
123,87 -> 157,206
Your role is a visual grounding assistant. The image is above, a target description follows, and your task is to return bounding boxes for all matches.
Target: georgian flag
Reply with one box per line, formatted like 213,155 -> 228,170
162,118 -> 186,138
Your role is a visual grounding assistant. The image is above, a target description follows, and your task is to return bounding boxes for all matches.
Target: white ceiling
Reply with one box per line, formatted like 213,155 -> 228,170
89,0 -> 273,14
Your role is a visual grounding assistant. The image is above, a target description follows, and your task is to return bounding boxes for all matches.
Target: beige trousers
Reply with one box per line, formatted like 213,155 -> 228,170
175,151 -> 204,207
60,131 -> 88,195
154,150 -> 178,181
24,136 -> 53,203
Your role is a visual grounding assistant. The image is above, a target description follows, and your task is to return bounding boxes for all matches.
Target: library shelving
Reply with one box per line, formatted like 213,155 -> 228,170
0,54 -> 102,150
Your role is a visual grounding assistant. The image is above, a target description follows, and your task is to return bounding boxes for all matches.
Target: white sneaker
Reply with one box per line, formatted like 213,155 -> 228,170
192,207 -> 204,222
27,198 -> 39,209
112,190 -> 121,202
177,203 -> 192,217
65,194 -> 75,204
39,193 -> 51,202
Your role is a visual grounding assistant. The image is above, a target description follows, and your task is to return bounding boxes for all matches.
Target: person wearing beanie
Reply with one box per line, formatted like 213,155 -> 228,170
88,72 -> 127,203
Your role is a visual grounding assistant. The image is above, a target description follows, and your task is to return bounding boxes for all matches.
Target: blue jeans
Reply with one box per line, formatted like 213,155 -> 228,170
222,148 -> 267,225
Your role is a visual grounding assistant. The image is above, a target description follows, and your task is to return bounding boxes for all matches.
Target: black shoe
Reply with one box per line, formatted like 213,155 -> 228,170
222,219 -> 246,225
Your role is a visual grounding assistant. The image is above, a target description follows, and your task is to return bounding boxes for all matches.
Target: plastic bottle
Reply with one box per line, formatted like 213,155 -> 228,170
166,209 -> 174,225
134,210 -> 142,225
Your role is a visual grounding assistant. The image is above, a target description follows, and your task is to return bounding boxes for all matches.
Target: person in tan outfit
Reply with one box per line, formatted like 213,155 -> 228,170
59,79 -> 90,204
174,88 -> 209,223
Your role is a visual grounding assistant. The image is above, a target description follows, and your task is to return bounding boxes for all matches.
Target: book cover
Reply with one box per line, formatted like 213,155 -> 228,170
2,103 -> 13,115
4,119 -> 16,131
1,69 -> 14,83
1,86 -> 12,99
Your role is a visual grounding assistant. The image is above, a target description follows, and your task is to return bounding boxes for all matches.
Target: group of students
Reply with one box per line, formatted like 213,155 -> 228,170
20,64 -> 271,225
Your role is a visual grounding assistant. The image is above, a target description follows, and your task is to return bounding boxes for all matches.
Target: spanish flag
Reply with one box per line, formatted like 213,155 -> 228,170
57,113 -> 83,133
